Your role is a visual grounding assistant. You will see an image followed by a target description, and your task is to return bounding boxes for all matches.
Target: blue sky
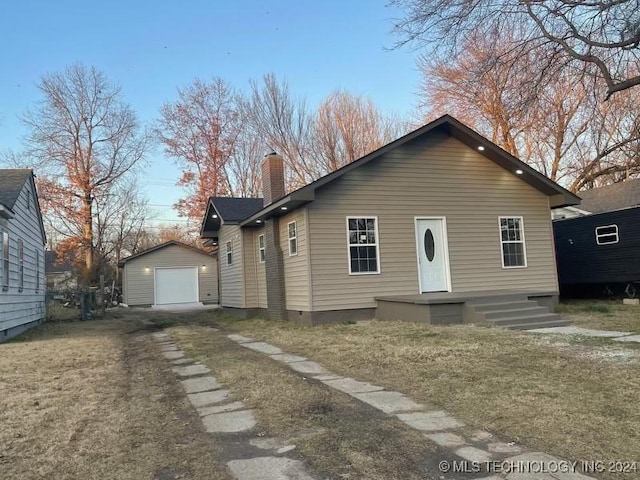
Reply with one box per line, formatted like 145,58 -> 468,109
0,0 -> 422,226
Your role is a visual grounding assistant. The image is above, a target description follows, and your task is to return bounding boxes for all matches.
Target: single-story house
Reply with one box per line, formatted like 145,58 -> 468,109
0,169 -> 46,342
201,115 -> 580,328
118,240 -> 218,307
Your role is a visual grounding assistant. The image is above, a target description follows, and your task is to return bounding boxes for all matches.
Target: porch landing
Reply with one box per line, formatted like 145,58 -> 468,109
375,290 -> 569,330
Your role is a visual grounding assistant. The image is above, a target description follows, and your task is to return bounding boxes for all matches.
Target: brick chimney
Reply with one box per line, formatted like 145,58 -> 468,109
262,152 -> 285,206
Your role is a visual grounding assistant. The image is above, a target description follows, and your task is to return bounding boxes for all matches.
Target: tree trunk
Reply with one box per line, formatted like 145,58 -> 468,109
83,195 -> 94,282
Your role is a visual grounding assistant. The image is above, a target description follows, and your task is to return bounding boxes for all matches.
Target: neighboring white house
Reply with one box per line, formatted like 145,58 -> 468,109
0,170 -> 47,342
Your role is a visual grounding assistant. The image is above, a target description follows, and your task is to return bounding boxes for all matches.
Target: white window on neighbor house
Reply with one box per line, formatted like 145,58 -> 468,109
499,217 -> 527,268
18,240 -> 24,292
1,231 -> 9,291
258,234 -> 265,263
35,249 -> 40,293
595,224 -> 619,245
226,241 -> 233,266
288,221 -> 297,256
346,217 -> 380,274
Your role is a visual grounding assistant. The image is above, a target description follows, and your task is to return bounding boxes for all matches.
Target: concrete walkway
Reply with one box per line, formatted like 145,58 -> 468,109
228,334 -> 595,480
151,331 -> 316,480
528,326 -> 640,343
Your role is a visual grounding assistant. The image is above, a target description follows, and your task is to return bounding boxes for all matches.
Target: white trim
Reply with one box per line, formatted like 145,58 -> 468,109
498,216 -> 528,269
414,216 -> 452,293
595,224 -> 619,245
258,234 -> 265,263
287,221 -> 298,256
226,240 -> 233,266
153,266 -> 199,305
346,216 -> 381,275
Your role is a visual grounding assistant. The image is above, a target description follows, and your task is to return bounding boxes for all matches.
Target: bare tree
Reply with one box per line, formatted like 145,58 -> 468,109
156,78 -> 242,222
241,74 -> 317,188
419,32 -> 640,190
312,90 -> 404,174
392,0 -> 640,98
23,63 -> 149,281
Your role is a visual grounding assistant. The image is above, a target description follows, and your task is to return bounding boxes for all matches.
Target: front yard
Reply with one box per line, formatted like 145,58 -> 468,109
557,300 -> 640,332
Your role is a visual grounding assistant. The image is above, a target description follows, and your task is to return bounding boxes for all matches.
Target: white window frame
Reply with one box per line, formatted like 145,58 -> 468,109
226,241 -> 233,266
346,216 -> 381,275
595,224 -> 619,245
258,234 -> 265,263
18,239 -> 24,292
35,249 -> 40,293
2,231 -> 9,291
287,221 -> 298,256
498,216 -> 527,269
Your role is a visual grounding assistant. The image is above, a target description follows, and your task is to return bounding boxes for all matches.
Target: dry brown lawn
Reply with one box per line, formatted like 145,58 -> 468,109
204,311 -> 640,480
557,300 -> 640,333
0,318 -> 229,480
168,323 -> 439,480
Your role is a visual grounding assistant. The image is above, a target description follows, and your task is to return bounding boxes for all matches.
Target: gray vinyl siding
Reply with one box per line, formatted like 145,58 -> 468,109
280,209 -> 311,310
123,244 -> 218,306
307,132 -> 559,311
243,227 -> 267,309
0,179 -> 46,334
219,225 -> 244,308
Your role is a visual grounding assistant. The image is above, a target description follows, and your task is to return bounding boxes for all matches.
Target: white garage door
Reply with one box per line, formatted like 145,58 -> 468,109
154,267 -> 199,305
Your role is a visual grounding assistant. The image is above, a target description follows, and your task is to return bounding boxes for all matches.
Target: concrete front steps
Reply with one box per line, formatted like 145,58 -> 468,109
467,296 -> 569,330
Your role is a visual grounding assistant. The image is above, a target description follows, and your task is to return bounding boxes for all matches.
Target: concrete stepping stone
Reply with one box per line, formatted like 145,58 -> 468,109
181,376 -> 222,394
242,342 -> 283,355
159,344 -> 178,351
269,353 -> 307,363
469,430 -> 493,442
396,410 -> 464,432
322,377 -> 383,394
202,409 -> 257,433
277,445 -> 296,454
227,334 -> 255,343
199,401 -> 246,416
227,456 -> 314,480
487,442 -> 521,454
312,374 -> 342,381
152,332 -> 170,340
425,432 -> 466,448
188,389 -> 231,408
172,364 -> 210,377
171,358 -> 193,365
529,326 -> 631,337
456,446 -> 492,462
162,350 -> 185,360
286,361 -> 329,375
613,334 -> 640,343
352,390 -> 424,414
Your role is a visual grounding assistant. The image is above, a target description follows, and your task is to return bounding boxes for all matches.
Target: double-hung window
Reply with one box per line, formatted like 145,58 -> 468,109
258,234 -> 265,263
1,232 -> 8,291
288,222 -> 297,256
226,241 -> 233,266
18,240 -> 24,292
499,217 -> 527,268
347,217 -> 380,274
35,249 -> 40,293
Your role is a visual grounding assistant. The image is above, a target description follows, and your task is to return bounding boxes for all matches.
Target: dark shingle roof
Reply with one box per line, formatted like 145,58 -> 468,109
210,197 -> 264,222
577,179 -> 640,213
0,169 -> 31,210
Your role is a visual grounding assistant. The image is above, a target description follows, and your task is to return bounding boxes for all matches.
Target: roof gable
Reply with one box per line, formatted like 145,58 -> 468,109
0,169 -> 31,210
200,197 -> 264,237
235,115 -> 580,227
577,179 -> 640,213
118,240 -> 213,267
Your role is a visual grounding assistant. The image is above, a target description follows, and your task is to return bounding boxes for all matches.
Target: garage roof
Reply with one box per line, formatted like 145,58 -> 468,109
118,240 -> 213,267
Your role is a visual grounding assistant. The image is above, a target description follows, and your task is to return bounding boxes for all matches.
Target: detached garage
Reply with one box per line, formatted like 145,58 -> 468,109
119,240 -> 218,307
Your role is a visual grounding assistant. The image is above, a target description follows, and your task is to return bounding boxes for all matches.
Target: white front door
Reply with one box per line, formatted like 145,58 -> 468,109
154,267 -> 199,305
416,218 -> 451,292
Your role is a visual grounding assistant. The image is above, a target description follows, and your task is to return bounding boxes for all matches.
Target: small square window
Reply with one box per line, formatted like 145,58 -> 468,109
226,241 -> 233,266
595,225 -> 619,245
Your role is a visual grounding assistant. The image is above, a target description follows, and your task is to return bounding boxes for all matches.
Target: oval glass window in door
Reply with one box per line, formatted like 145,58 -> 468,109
424,229 -> 435,262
